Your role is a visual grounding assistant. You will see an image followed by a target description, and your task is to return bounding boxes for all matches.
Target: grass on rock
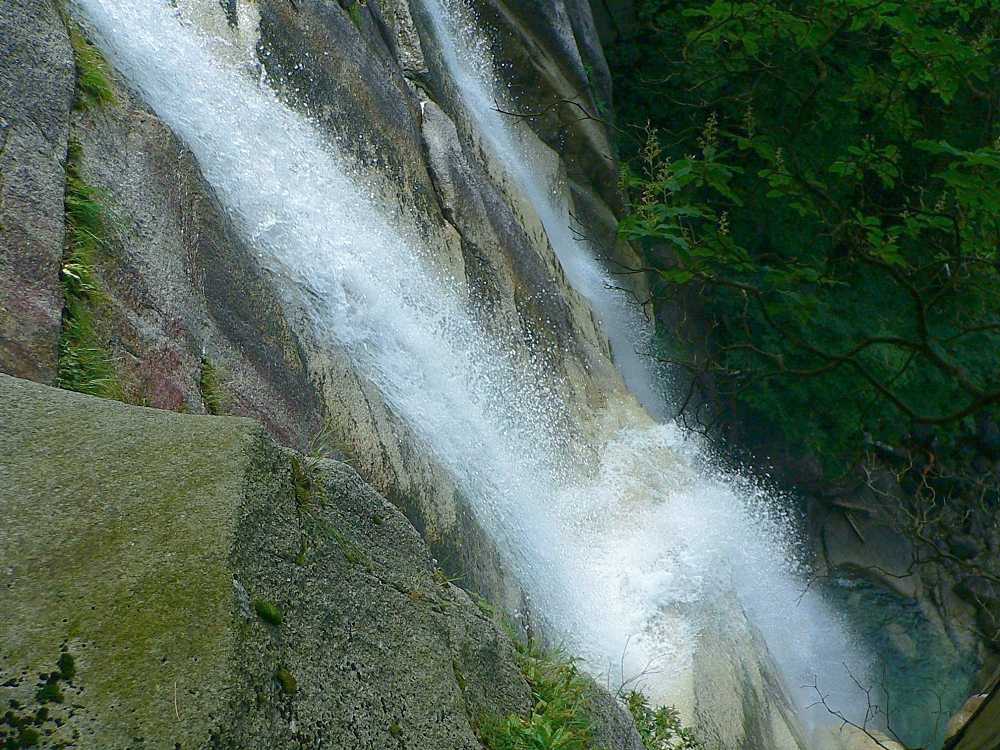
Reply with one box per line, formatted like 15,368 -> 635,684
57,140 -> 123,401
68,25 -> 116,109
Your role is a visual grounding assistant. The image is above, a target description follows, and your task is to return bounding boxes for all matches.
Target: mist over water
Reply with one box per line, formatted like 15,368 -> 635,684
74,0 -> 874,737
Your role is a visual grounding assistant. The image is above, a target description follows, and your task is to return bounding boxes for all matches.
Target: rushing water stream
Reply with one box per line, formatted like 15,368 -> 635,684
69,0 -> 937,743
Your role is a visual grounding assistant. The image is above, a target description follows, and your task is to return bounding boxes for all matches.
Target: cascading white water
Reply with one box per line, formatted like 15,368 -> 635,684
414,0 -> 877,723
414,0 -> 670,419
74,0 -> 873,738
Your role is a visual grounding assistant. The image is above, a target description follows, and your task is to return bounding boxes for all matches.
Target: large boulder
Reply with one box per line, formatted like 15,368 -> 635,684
256,0 -> 453,264
0,0 -> 75,382
0,374 -> 539,748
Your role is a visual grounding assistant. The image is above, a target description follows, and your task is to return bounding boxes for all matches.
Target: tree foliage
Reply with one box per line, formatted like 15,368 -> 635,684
607,0 -> 1000,477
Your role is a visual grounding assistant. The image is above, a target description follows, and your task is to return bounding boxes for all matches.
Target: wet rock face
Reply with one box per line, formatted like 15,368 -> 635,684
418,96 -> 602,369
688,593 -> 807,750
70,82 -> 324,445
461,0 -> 619,210
1,0 -> 323,444
0,0 -> 75,382
256,0 -> 618,393
252,0 -> 628,623
257,0 -> 445,249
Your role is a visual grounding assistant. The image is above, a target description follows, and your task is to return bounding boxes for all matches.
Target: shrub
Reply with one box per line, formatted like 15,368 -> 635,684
609,0 -> 1000,477
34,681 -> 63,705
57,651 -> 76,682
624,691 -> 702,750
479,642 -> 594,750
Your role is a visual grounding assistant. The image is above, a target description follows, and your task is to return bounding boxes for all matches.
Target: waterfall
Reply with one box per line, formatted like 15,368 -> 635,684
412,0 -> 877,726
73,0 -> 872,739
414,0 -> 670,419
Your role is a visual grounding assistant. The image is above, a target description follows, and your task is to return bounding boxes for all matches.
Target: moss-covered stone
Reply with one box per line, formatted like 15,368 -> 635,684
0,375 -> 541,749
0,374 -> 255,748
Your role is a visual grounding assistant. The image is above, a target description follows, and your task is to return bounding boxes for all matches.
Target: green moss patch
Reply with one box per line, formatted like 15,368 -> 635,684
1,649 -> 80,749
253,599 -> 282,627
275,668 -> 297,696
346,2 -> 363,30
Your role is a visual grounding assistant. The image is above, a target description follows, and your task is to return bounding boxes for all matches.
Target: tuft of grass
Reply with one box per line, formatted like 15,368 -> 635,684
471,592 -> 497,620
624,691 -> 702,750
57,298 -> 121,398
347,2 -> 363,30
323,522 -> 365,566
290,456 -> 312,508
477,630 -> 700,750
253,599 -> 283,626
479,642 -> 595,750
56,651 -> 76,682
69,25 -> 116,109
57,140 -> 123,400
198,356 -> 224,415
275,667 -> 297,695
